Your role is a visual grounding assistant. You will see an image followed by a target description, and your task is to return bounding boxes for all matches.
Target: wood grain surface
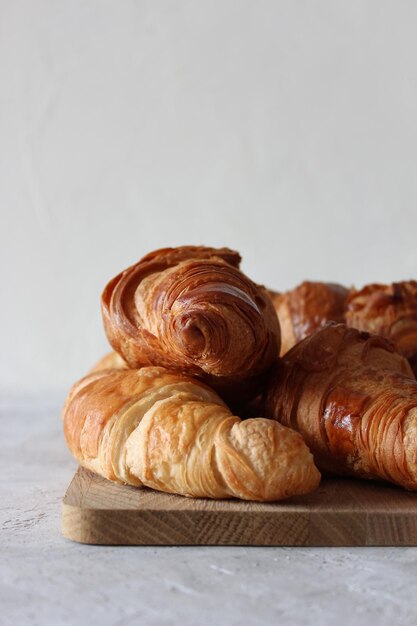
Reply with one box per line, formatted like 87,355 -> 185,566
62,467 -> 417,546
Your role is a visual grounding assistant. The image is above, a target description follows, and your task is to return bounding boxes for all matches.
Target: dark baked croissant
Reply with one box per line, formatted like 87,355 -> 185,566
265,323 -> 417,489
102,246 -> 280,403
272,281 -> 348,355
271,280 -> 417,375
346,281 -> 417,375
63,366 -> 320,501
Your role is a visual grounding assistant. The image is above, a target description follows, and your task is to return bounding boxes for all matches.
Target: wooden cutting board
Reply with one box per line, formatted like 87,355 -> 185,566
62,467 -> 417,546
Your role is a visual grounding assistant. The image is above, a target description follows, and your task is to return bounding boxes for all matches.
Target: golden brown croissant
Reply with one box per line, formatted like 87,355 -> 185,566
63,366 -> 320,501
272,280 -> 417,374
272,281 -> 348,355
101,246 -> 280,403
346,281 -> 417,375
265,323 -> 417,489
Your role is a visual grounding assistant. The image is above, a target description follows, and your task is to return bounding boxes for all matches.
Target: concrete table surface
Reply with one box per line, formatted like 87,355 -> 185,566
1,394 -> 417,626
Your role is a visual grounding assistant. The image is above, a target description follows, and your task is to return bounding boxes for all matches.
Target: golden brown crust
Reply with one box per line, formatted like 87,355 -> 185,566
265,322 -> 417,489
346,281 -> 417,374
63,366 -> 320,501
273,282 -> 348,355
101,246 -> 280,402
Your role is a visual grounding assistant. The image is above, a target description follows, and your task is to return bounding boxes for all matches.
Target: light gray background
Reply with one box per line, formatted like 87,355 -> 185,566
2,1 -> 417,395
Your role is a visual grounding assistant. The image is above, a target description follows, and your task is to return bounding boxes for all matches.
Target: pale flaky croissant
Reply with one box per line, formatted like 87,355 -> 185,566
271,282 -> 349,356
63,366 -> 320,501
346,281 -> 417,375
101,246 -> 280,403
265,322 -> 417,490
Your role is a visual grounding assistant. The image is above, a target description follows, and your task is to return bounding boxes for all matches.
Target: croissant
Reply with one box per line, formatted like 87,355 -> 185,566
272,280 -> 417,375
101,246 -> 280,403
63,366 -> 320,501
346,281 -> 417,375
272,281 -> 349,355
265,322 -> 417,489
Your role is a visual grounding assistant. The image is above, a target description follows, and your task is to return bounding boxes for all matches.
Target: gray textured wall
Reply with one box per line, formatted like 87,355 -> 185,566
2,0 -> 417,394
